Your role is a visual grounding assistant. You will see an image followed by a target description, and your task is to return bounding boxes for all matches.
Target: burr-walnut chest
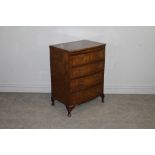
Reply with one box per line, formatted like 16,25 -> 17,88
49,40 -> 106,117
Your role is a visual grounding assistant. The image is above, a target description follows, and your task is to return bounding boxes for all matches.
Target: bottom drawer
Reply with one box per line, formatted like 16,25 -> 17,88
70,84 -> 102,105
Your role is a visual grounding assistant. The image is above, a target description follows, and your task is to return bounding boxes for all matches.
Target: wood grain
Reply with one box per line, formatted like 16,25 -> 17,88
50,40 -> 105,116
70,61 -> 104,79
70,50 -> 104,67
70,71 -> 103,93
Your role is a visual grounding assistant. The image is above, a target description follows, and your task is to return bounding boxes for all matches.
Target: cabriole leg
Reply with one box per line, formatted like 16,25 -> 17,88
51,96 -> 55,106
101,94 -> 105,103
66,105 -> 75,117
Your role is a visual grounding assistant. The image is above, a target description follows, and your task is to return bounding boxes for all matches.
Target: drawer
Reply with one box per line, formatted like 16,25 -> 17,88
70,61 -> 104,79
70,84 -> 102,105
70,50 -> 104,67
70,72 -> 103,93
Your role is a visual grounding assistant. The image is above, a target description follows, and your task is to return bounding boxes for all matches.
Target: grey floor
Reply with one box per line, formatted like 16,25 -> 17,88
0,93 -> 155,129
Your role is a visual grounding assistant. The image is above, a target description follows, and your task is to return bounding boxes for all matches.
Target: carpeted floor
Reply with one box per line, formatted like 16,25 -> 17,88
0,93 -> 155,129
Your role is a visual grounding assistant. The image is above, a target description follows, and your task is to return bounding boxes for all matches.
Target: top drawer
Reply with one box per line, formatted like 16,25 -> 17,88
70,49 -> 104,67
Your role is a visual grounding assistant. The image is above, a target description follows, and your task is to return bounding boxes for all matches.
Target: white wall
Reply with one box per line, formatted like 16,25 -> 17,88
0,26 -> 155,94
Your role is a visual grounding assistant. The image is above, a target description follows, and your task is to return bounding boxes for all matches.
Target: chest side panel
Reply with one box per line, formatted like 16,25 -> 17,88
50,47 -> 69,104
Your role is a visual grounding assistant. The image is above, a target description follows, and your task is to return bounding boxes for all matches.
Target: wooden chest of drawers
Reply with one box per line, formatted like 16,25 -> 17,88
49,40 -> 106,117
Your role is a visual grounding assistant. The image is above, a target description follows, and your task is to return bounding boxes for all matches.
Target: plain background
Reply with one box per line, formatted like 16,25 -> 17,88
0,26 -> 155,93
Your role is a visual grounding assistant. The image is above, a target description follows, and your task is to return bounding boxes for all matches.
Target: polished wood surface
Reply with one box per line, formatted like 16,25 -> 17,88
50,40 -> 106,117
70,72 -> 103,93
50,40 -> 105,52
71,84 -> 103,105
70,61 -> 104,79
70,49 -> 104,66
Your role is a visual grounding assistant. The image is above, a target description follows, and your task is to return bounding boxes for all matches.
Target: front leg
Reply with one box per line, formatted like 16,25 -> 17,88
66,105 -> 75,117
101,94 -> 105,103
51,96 -> 55,106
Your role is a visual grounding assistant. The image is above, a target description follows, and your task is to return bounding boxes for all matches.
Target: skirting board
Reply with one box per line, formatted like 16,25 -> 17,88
0,83 -> 155,94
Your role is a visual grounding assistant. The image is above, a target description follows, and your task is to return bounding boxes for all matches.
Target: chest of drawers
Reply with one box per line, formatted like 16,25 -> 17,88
49,40 -> 106,117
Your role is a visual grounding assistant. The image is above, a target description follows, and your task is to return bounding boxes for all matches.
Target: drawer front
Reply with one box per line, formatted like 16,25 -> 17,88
70,84 -> 102,105
70,50 -> 104,67
70,61 -> 104,79
70,72 -> 103,93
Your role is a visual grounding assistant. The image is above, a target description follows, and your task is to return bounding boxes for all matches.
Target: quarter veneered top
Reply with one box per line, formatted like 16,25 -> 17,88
50,40 -> 105,52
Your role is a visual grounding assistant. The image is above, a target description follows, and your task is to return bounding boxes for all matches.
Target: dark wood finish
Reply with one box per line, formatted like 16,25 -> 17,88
70,84 -> 102,105
50,40 -> 106,117
51,40 -> 104,52
70,50 -> 104,66
51,96 -> 55,106
70,61 -> 104,79
70,72 -> 103,93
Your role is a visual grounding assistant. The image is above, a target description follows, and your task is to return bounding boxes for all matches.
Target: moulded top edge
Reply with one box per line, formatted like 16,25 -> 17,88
49,40 -> 106,52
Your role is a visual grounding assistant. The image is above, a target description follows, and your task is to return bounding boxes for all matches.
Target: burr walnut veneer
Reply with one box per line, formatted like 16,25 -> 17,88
49,40 -> 106,117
